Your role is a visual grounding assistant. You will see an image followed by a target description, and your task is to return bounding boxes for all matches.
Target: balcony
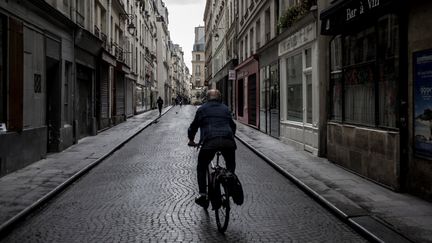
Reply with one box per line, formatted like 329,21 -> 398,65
249,1 -> 255,11
101,32 -> 109,50
113,43 -> 125,62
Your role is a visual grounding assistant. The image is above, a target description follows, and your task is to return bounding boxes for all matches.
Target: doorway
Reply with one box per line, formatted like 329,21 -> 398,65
46,57 -> 61,152
248,73 -> 257,126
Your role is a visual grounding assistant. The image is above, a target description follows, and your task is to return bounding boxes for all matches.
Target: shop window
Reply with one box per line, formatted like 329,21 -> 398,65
330,36 -> 342,121
344,26 -> 376,125
286,48 -> 313,124
329,14 -> 399,128
378,14 -> 399,128
306,73 -> 312,123
286,53 -> 303,122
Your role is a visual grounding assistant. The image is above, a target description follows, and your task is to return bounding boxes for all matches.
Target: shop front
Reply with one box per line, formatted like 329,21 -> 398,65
258,37 -> 280,138
279,21 -> 320,155
235,56 -> 259,127
320,0 -> 406,190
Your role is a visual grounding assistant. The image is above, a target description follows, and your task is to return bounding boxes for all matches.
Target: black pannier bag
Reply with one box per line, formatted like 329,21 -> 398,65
215,168 -> 244,206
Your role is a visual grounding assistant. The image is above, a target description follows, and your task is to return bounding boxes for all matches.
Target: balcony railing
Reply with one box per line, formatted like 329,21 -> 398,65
101,32 -> 108,50
249,1 -> 255,11
113,43 -> 125,62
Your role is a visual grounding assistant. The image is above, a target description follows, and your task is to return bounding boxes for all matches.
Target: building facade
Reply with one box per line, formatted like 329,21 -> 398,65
0,0 -> 76,175
0,0 -> 190,178
191,26 -> 205,104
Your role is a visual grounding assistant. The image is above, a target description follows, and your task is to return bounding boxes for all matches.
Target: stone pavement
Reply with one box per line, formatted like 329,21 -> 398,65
234,122 -> 432,243
0,104 -> 430,242
0,106 -> 172,236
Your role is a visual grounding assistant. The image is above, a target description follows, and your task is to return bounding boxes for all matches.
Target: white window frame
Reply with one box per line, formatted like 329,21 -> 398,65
284,45 -> 314,125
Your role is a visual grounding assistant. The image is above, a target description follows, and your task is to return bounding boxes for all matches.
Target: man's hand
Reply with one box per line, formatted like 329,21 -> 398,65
188,140 -> 197,147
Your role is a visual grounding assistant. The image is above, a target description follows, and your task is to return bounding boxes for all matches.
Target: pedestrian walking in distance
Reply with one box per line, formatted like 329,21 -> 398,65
157,96 -> 163,116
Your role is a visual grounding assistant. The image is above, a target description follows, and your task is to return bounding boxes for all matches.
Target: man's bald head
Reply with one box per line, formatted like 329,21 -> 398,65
207,89 -> 221,102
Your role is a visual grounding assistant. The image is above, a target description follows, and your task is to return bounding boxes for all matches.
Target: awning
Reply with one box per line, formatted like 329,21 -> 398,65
320,0 -> 398,35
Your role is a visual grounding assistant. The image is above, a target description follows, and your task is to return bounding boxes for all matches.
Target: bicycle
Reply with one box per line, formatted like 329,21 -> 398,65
209,151 -> 230,233
189,144 -> 231,233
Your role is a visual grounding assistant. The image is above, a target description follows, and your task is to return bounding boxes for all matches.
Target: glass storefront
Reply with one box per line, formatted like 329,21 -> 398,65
329,14 -> 399,128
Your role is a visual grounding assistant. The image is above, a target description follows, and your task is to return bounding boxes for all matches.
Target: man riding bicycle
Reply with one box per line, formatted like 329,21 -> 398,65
188,89 -> 237,208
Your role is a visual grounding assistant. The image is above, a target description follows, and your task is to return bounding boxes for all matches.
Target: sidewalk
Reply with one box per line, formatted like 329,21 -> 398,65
234,122 -> 432,243
0,106 -> 172,236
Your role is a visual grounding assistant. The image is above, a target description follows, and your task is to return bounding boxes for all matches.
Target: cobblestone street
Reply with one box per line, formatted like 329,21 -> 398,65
2,106 -> 366,242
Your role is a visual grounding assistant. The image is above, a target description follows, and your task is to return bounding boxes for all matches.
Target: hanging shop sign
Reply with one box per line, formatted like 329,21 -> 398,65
414,49 -> 432,159
228,70 -> 236,80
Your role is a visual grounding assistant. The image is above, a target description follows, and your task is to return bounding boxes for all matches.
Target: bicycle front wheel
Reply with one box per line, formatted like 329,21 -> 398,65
215,182 -> 230,233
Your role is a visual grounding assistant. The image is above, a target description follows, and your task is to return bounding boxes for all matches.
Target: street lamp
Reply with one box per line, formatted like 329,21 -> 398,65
127,23 -> 136,35
120,13 -> 136,35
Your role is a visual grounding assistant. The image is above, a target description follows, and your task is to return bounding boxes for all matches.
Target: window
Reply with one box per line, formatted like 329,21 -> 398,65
378,14 -> 399,127
239,40 -> 244,61
286,53 -> 302,122
245,34 -> 248,58
75,0 -> 85,27
329,14 -> 399,128
196,54 -> 200,61
330,36 -> 342,121
305,48 -> 312,123
286,48 -> 313,123
265,9 -> 271,42
256,19 -> 261,49
250,28 -> 254,55
195,65 -> 200,75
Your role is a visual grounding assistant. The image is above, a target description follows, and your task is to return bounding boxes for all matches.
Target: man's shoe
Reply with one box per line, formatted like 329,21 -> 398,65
195,195 -> 209,209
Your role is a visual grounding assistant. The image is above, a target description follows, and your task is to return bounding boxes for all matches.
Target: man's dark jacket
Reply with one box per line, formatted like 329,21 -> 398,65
188,100 -> 236,146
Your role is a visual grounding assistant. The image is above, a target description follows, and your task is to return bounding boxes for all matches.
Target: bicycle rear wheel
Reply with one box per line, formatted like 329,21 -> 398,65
215,182 -> 230,233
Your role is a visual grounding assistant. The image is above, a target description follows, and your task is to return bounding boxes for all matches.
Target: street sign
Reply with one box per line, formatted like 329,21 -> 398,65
228,70 -> 236,80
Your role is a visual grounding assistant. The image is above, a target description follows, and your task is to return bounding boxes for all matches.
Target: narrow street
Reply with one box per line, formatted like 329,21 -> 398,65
2,106 -> 366,242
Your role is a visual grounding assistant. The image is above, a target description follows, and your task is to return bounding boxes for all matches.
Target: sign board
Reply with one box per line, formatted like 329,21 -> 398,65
414,49 -> 432,159
320,0 -> 394,35
278,23 -> 316,57
228,70 -> 236,80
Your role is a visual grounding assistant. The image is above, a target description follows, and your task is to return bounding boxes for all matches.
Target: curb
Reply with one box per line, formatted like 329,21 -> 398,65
0,106 -> 173,238
235,134 -> 413,243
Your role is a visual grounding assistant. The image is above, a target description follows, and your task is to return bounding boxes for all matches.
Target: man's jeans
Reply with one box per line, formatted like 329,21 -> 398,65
197,148 -> 235,194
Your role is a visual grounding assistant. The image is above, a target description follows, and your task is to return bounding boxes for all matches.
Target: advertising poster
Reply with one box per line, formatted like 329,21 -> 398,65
414,49 -> 432,158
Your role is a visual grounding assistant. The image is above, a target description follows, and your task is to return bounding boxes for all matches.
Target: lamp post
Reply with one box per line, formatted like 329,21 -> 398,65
119,13 -> 136,35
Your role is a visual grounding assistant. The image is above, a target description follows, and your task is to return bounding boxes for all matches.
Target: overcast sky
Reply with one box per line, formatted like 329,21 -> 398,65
163,0 -> 205,71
